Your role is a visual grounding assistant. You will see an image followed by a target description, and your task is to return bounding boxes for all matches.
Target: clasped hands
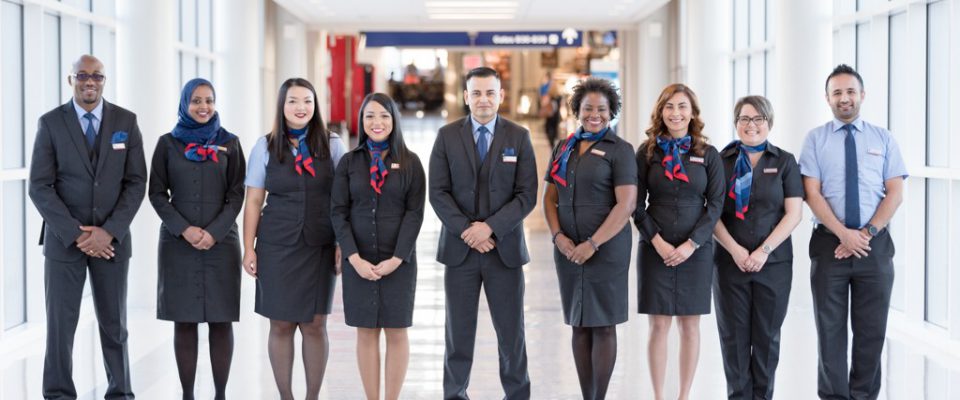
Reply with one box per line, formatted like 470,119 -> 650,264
461,221 -> 496,253
349,254 -> 403,281
652,235 -> 696,268
182,226 -> 217,251
75,226 -> 115,259
553,232 -> 596,265
834,228 -> 872,259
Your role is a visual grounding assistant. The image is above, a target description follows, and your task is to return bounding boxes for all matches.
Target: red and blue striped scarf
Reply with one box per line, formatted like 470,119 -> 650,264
724,140 -> 767,220
656,135 -> 692,182
549,127 -> 608,186
287,127 -> 315,176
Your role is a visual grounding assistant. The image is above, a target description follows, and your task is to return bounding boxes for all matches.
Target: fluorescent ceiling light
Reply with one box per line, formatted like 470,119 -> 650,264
426,1 -> 518,8
428,8 -> 517,13
428,13 -> 515,19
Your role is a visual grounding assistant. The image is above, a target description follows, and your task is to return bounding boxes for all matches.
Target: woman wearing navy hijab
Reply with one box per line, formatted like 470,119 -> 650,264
149,78 -> 245,400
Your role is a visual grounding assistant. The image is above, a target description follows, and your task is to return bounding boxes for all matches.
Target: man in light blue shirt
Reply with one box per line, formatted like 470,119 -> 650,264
799,64 -> 908,400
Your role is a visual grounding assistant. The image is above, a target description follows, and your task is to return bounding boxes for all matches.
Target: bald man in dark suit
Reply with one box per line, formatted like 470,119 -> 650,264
29,54 -> 146,400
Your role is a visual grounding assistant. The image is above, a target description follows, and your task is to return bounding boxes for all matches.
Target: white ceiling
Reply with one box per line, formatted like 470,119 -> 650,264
274,0 -> 670,31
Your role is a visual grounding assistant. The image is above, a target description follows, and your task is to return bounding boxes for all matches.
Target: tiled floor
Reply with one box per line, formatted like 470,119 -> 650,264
3,113 -> 958,399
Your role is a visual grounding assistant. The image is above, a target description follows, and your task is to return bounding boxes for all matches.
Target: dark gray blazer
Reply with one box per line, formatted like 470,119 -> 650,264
428,116 -> 538,268
28,100 -> 147,262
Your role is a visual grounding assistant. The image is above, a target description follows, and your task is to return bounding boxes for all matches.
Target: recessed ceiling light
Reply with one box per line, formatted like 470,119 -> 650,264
425,1 -> 518,8
428,13 -> 515,19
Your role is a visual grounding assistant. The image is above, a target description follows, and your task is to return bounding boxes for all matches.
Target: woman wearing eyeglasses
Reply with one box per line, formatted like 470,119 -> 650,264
712,95 -> 802,399
148,78 -> 245,399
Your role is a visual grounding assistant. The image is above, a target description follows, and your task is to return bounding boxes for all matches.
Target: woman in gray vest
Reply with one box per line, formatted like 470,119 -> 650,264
149,78 -> 244,400
331,93 -> 425,400
242,78 -> 346,400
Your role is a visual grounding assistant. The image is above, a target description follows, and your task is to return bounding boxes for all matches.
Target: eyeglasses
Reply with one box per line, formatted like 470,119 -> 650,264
736,116 -> 767,126
73,73 -> 106,82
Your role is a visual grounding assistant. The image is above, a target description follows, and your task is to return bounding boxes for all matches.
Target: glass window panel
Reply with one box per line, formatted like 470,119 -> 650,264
182,0 -> 197,47
79,22 -> 93,56
734,0 -> 748,50
927,0 -> 949,167
198,58 -> 212,80
834,0 -> 856,15
176,0 -> 182,42
749,53 -> 765,96
925,358 -> 949,400
886,13 -> 907,310
833,27 -> 856,68
925,179 -> 949,327
181,53 -> 197,87
749,0 -> 766,46
2,1 -> 25,170
855,23 -> 866,72
44,13 -> 62,110
734,58 -> 748,101
198,0 -> 212,51
3,181 -> 26,329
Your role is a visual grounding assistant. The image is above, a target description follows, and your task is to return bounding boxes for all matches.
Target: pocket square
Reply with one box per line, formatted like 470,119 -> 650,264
503,147 -> 516,157
111,131 -> 128,144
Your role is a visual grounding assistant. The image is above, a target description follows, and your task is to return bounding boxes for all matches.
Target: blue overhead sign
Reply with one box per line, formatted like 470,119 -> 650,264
361,30 -> 585,48
362,32 -> 472,47
474,30 -> 583,47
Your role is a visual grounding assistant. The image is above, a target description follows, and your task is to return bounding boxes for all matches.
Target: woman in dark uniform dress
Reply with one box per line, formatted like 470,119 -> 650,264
331,93 -> 425,400
713,96 -> 803,399
149,78 -> 244,400
241,78 -> 346,400
634,83 -> 724,400
543,78 -> 637,400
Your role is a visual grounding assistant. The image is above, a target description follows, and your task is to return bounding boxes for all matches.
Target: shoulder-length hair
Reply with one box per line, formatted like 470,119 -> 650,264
643,83 -> 709,159
268,78 -> 329,163
356,92 -> 411,167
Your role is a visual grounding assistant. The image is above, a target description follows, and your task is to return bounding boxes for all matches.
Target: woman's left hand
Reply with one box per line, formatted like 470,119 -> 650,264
568,242 -> 597,265
664,240 -> 696,267
745,249 -> 770,272
373,257 -> 403,277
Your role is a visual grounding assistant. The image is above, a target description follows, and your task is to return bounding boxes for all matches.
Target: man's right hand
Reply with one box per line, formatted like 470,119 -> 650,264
471,238 -> 496,253
838,228 -> 871,258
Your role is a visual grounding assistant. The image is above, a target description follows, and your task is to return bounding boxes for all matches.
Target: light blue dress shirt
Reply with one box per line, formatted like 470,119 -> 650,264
73,98 -> 103,136
244,132 -> 346,189
470,116 -> 497,146
798,117 -> 909,227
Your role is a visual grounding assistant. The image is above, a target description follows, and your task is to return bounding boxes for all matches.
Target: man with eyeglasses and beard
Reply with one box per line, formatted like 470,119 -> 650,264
29,54 -> 146,400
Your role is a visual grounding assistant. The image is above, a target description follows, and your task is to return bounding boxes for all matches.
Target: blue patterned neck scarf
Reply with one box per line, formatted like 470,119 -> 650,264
366,139 -> 390,194
287,127 -> 314,176
724,140 -> 767,220
549,126 -> 609,186
656,135 -> 692,182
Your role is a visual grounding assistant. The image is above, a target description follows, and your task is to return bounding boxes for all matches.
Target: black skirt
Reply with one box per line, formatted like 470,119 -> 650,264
254,239 -> 337,322
157,228 -> 242,322
637,240 -> 714,315
341,253 -> 417,328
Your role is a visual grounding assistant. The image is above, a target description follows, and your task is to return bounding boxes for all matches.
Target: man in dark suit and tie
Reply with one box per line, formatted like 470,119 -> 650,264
28,54 -> 146,400
429,66 -> 538,400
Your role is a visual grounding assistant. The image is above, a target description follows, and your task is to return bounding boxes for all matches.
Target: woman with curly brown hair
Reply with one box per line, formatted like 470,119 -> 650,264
634,83 -> 724,400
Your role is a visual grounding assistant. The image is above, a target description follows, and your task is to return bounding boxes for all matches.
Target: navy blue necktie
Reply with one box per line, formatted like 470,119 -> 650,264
83,112 -> 97,150
477,125 -> 489,163
843,124 -> 860,229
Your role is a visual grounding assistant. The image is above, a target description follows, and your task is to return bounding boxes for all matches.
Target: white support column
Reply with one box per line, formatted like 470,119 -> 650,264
115,0 -> 177,309
215,0 -> 263,144
685,0 -> 731,141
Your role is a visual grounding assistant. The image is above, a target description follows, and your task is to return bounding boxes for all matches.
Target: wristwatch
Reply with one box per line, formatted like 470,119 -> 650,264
864,224 -> 879,237
689,239 -> 701,250
761,244 -> 773,254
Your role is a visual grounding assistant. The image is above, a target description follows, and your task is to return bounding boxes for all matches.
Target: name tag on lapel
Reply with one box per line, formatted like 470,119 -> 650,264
112,143 -> 126,150
763,168 -> 778,174
502,155 -> 518,163
689,156 -> 704,163
867,148 -> 882,156
391,163 -> 400,169
590,149 -> 606,157
217,146 -> 229,154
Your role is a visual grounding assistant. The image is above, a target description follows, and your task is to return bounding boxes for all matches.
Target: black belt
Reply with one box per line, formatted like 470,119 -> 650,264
815,225 -> 885,237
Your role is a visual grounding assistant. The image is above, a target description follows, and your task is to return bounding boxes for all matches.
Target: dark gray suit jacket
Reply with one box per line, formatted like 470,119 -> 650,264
28,100 -> 147,262
428,116 -> 538,268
